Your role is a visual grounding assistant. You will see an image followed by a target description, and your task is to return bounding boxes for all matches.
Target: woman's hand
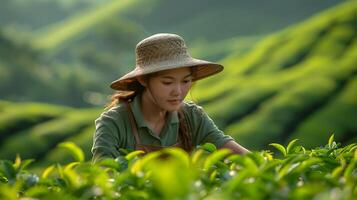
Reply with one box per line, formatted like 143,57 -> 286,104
221,140 -> 250,155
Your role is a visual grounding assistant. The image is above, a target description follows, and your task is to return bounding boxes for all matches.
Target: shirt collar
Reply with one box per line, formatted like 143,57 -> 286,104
130,94 -> 179,129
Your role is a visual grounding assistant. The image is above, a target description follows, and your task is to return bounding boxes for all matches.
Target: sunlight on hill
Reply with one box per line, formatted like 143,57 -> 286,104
0,1 -> 356,164
192,1 -> 357,149
31,0 -> 141,50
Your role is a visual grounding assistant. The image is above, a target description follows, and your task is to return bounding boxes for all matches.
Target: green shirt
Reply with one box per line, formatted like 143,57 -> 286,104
91,95 -> 233,160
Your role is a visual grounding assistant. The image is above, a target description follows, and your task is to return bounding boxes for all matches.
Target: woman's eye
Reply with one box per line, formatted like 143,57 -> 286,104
183,80 -> 191,84
162,82 -> 172,85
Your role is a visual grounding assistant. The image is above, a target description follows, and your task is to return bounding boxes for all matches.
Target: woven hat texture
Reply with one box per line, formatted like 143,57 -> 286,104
110,33 -> 223,90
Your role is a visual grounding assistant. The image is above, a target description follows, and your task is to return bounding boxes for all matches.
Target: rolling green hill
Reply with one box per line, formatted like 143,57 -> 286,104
1,0 -> 340,43
0,0 -> 341,107
193,0 -> 357,150
0,31 -> 108,107
0,100 -> 101,165
125,0 -> 341,41
0,1 -> 356,165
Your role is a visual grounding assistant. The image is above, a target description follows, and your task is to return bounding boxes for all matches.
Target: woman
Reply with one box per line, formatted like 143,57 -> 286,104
92,33 -> 249,162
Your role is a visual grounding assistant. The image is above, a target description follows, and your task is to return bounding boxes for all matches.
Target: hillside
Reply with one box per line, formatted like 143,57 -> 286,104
0,100 -> 100,165
0,0 -> 341,107
125,0 -> 340,41
1,0 -> 340,42
0,31 -> 108,107
193,1 -> 357,150
0,1 -> 356,165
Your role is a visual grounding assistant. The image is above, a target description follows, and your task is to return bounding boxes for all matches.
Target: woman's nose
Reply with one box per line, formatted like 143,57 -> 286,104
172,84 -> 182,95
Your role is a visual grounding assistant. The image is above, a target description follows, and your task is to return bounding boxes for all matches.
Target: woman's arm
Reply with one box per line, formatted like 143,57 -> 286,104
184,103 -> 250,153
92,112 -> 124,163
92,124 -> 120,163
221,140 -> 250,155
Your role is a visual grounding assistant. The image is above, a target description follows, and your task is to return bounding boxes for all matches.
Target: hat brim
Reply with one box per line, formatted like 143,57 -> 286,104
110,58 -> 223,91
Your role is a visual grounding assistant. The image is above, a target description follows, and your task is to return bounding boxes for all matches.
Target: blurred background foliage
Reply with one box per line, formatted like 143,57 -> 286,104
0,0 -> 356,165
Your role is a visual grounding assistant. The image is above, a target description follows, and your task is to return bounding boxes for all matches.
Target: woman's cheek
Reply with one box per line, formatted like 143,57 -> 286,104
183,84 -> 191,93
160,85 -> 173,96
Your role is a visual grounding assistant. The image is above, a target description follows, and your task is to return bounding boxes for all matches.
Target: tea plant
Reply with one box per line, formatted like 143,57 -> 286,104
0,135 -> 356,200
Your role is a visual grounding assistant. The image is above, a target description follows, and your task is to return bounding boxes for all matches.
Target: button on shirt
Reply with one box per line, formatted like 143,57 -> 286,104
92,95 -> 233,161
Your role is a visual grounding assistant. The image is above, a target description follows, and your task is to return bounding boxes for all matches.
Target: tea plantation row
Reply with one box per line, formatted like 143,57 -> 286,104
0,135 -> 356,199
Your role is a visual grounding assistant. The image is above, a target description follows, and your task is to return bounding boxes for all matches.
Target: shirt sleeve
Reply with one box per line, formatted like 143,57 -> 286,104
186,103 -> 234,148
91,112 -> 122,163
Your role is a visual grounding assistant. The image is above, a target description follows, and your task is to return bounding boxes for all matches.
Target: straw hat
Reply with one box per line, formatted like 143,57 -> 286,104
110,33 -> 223,91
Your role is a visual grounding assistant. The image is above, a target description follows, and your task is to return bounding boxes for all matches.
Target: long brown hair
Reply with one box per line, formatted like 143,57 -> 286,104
105,80 -> 145,110
105,76 -> 193,152
177,109 -> 193,152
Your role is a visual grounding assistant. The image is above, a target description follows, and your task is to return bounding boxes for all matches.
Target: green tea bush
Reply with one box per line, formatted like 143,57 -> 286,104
205,85 -> 276,128
37,126 -> 95,167
192,1 -> 357,151
0,135 -> 356,200
0,109 -> 99,160
290,76 -> 357,147
0,102 -> 68,141
227,77 -> 337,148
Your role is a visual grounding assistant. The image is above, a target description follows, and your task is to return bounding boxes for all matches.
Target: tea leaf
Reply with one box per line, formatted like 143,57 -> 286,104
58,142 -> 85,162
0,175 -> 8,183
328,134 -> 335,149
163,148 -> 190,168
64,162 -> 80,171
269,143 -> 287,157
42,165 -> 55,179
349,144 -> 357,153
332,165 -> 344,179
98,158 -> 121,171
287,139 -> 299,154
204,149 -> 231,171
191,149 -> 205,165
210,170 -> 218,182
295,158 -> 321,173
19,159 -> 35,172
125,150 -> 145,161
63,168 -> 80,188
130,151 -> 160,175
344,160 -> 356,181
13,154 -> 21,171
201,143 -> 217,152
243,156 -> 259,175
0,160 -> 16,180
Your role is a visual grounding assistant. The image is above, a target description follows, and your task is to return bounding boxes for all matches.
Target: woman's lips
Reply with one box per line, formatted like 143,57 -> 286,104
167,99 -> 181,105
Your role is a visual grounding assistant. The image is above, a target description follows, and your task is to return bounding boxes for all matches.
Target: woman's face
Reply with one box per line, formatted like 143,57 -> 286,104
145,67 -> 193,111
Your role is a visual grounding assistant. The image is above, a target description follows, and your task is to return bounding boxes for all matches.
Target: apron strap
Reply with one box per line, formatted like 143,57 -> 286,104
125,102 -> 141,146
125,101 -> 187,153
